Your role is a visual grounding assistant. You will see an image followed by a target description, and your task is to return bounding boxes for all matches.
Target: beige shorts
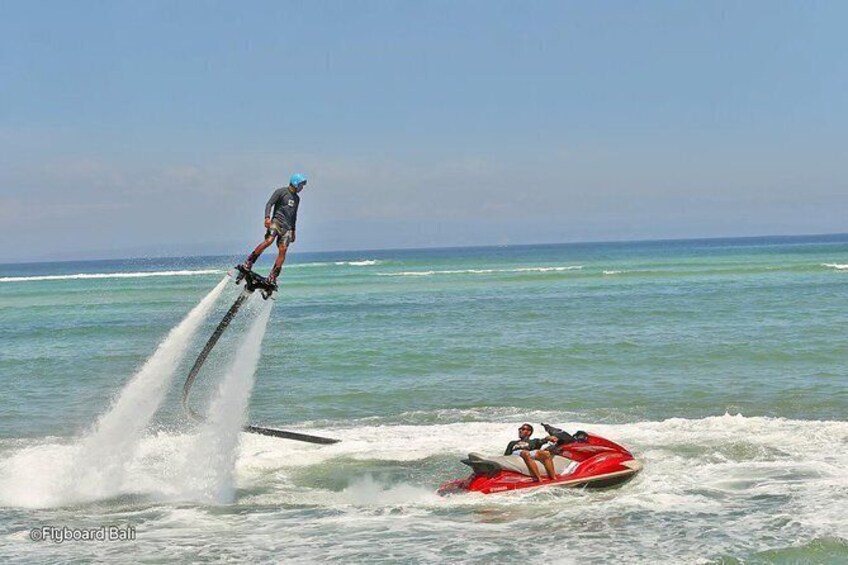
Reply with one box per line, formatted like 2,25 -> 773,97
265,222 -> 293,247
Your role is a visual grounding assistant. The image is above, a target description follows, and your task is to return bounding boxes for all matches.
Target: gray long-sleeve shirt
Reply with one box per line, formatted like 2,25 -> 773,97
264,188 -> 300,230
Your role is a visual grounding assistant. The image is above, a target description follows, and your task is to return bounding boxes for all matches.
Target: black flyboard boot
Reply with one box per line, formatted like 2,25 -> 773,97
234,265 -> 248,285
235,252 -> 259,284
234,264 -> 277,300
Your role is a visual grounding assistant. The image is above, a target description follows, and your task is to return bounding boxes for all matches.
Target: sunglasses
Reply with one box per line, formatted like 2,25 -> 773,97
519,427 -> 532,431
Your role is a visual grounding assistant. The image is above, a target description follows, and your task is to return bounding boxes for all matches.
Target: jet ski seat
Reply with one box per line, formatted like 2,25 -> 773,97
463,452 -> 579,477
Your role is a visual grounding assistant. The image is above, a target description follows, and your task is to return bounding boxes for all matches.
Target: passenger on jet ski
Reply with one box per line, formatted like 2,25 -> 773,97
504,424 -> 559,482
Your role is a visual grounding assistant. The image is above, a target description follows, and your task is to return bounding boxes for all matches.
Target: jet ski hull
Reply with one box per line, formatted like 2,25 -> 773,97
438,432 -> 641,495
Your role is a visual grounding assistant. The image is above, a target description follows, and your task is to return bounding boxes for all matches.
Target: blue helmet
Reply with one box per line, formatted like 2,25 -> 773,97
290,173 -> 307,187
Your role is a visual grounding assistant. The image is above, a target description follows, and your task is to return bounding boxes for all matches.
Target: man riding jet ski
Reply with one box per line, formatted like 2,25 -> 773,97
503,423 -> 560,482
438,424 -> 642,495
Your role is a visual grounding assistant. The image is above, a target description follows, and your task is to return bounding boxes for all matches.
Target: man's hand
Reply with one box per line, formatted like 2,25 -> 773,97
264,218 -> 271,229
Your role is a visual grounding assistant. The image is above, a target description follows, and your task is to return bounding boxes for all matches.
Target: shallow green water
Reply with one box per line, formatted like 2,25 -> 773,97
1,236 -> 846,563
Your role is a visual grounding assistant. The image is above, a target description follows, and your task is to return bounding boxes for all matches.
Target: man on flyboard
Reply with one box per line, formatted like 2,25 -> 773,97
239,173 -> 307,286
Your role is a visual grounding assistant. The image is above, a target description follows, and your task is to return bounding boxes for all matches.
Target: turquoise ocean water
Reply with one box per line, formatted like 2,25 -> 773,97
1,235 -> 846,563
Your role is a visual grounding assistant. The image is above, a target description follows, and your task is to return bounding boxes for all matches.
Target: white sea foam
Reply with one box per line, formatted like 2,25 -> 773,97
378,265 -> 582,277
4,411 -> 844,508
822,263 -> 848,270
337,475 -> 440,506
0,269 -> 222,283
2,413 -> 847,562
603,270 -> 625,275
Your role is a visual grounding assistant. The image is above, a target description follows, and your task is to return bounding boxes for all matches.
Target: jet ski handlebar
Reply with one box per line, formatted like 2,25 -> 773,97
541,423 -> 589,445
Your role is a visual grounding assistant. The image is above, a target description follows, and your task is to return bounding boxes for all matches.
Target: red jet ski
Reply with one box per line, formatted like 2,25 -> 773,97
438,428 -> 642,495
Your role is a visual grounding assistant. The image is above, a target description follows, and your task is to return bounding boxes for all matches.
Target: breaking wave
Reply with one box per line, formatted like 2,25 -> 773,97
335,260 -> 380,266
0,270 -> 222,283
378,266 -> 582,277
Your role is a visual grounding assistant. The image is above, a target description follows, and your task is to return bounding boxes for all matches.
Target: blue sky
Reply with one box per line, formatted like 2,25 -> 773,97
2,1 -> 846,261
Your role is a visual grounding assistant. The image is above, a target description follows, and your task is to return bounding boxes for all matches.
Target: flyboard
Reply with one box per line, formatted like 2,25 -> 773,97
181,265 -> 340,445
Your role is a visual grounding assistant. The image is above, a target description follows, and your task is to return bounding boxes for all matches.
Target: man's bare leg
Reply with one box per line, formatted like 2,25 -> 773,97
268,243 -> 288,284
536,451 -> 557,480
520,451 -> 543,482
244,236 -> 275,270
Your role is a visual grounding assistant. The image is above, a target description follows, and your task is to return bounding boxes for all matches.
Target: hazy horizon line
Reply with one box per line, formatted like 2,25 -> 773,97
2,231 -> 846,267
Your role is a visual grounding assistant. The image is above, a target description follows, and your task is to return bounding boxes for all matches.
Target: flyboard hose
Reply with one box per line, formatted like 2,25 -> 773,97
181,268 -> 340,445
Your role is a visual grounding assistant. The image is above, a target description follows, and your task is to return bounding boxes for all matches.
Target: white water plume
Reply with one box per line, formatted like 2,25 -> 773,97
176,297 -> 273,504
0,277 -> 228,507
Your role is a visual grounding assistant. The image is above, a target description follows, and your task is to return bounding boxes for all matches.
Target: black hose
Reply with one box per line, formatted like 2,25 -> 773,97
182,285 -> 340,445
181,291 -> 250,421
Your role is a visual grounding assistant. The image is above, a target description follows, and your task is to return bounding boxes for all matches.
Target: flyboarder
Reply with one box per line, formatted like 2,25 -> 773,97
239,173 -> 307,285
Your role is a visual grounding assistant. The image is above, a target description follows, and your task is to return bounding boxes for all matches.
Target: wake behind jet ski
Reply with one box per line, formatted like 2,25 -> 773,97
438,425 -> 641,495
